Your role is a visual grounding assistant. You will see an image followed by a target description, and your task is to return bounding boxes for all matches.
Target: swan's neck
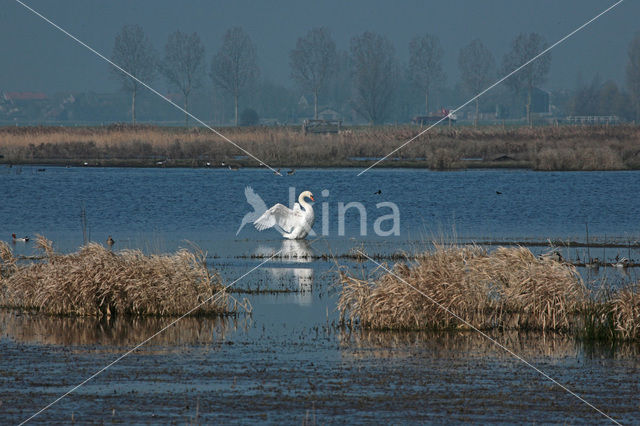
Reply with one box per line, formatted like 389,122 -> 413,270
298,194 -> 312,211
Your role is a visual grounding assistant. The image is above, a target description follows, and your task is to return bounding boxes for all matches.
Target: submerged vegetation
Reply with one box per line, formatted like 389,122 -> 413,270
338,244 -> 640,341
1,124 -> 640,170
0,236 -> 230,317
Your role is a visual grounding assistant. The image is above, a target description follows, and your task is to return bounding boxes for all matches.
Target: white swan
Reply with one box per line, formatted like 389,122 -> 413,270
254,190 -> 315,239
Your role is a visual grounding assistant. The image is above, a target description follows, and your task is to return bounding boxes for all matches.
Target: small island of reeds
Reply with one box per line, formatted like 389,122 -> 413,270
338,245 -> 640,341
0,236 -> 231,317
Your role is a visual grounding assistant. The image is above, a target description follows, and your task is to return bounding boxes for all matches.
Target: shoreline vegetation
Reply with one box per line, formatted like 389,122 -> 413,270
0,236 -> 232,317
1,124 -> 640,170
338,245 -> 640,341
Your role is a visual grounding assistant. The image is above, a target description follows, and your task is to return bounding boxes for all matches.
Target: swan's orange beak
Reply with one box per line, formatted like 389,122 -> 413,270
309,194 -> 315,202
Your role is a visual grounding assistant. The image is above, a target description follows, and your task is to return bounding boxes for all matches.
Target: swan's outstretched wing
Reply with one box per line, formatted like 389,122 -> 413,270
245,186 -> 267,213
254,203 -> 303,233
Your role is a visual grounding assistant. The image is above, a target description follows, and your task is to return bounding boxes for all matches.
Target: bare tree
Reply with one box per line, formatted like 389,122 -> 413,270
110,25 -> 156,124
407,34 -> 445,115
162,30 -> 205,126
458,39 -> 495,127
627,31 -> 640,122
350,32 -> 397,124
501,33 -> 551,125
325,50 -> 352,115
289,27 -> 337,119
211,27 -> 259,126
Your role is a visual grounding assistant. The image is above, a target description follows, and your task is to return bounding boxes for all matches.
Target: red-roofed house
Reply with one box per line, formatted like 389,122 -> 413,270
3,92 -> 48,101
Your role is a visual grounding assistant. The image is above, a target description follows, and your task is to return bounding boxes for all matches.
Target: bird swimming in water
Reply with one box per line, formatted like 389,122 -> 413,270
12,233 -> 29,243
286,169 -> 296,175
107,236 -> 115,247
374,189 -> 382,195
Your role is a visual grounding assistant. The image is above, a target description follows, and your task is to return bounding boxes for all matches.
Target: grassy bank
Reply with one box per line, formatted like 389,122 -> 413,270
0,236 -> 230,317
1,124 -> 639,170
338,245 -> 640,341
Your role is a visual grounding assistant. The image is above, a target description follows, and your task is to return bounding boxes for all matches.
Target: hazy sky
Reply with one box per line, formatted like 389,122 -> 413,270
1,0 -> 637,94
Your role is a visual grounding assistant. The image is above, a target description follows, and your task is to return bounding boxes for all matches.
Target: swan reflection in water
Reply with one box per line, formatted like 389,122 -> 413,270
255,240 -> 314,305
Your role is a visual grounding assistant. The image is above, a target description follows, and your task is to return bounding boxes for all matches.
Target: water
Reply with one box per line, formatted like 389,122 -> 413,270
1,166 -> 640,423
2,166 -> 640,248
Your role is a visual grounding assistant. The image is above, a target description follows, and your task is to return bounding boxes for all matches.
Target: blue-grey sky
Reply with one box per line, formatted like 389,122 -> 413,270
0,0 -> 637,93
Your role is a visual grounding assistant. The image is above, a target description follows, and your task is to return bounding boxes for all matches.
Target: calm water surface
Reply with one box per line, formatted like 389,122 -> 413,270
1,166 -> 639,423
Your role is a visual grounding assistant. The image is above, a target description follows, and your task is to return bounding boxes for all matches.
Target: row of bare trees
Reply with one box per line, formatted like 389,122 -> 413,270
111,25 -> 257,126
111,25 -> 640,126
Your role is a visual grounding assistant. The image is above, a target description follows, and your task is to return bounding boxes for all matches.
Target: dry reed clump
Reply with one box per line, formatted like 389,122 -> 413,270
0,236 -> 230,317
587,282 -> 640,340
469,247 -> 586,330
534,145 -> 624,171
338,245 -> 586,332
0,241 -> 17,279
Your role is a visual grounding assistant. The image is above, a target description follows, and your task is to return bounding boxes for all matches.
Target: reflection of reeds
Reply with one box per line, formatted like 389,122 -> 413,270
338,328 -> 640,360
0,309 -> 245,347
338,245 -> 640,340
1,125 -> 639,170
0,236 -> 230,317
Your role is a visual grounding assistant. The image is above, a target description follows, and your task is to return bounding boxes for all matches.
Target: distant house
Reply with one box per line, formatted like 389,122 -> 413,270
0,91 -> 49,121
531,88 -> 550,114
2,91 -> 48,102
317,108 -> 341,121
298,95 -> 309,108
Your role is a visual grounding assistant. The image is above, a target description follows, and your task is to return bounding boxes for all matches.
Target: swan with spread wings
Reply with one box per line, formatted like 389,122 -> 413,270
254,190 -> 315,239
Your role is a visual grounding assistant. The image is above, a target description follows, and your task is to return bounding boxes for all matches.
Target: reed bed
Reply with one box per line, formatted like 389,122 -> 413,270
0,236 -> 230,317
338,245 -> 640,340
583,284 -> 640,341
608,285 -> 640,340
338,245 -> 585,332
1,124 -> 639,170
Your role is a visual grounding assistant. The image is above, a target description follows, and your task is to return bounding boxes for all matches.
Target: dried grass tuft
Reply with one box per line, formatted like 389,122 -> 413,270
338,245 -> 586,332
0,241 -> 17,279
604,285 -> 640,341
0,239 -> 230,317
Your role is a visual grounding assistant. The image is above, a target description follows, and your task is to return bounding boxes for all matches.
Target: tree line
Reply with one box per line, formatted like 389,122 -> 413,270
111,25 -> 640,126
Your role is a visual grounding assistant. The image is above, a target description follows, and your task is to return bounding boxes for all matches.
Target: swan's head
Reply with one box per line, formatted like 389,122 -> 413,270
300,190 -> 314,202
